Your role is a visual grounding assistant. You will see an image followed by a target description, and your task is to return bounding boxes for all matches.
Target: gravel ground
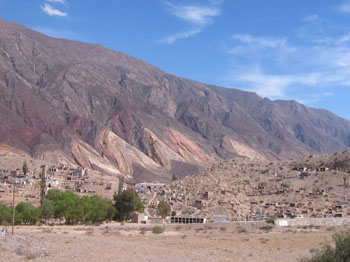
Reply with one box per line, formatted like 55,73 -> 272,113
0,223 -> 342,262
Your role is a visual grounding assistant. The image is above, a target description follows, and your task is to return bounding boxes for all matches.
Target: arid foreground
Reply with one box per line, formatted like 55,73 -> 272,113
0,223 -> 345,262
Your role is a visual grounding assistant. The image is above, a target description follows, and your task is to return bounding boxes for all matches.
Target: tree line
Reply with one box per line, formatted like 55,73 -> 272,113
0,188 -> 144,225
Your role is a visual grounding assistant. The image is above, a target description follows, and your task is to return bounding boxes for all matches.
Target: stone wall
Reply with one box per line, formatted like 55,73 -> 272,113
276,217 -> 350,227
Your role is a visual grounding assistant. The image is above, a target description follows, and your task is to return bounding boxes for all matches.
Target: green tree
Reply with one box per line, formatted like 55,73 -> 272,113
22,160 -> 28,177
172,174 -> 178,182
0,203 -> 11,225
41,198 -> 54,222
46,189 -> 63,202
15,202 -> 40,225
157,200 -> 171,219
106,202 -> 116,221
82,195 -> 115,224
45,189 -> 116,224
303,230 -> 350,262
54,191 -> 83,224
114,189 -> 144,221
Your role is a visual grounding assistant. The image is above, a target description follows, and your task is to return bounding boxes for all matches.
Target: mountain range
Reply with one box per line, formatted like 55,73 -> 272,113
0,18 -> 349,182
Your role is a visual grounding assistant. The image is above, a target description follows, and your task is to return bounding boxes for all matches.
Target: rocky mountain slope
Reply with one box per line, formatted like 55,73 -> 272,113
0,18 -> 349,182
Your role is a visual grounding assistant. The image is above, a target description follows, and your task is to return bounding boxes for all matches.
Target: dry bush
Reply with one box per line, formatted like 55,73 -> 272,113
25,254 -> 36,260
174,225 -> 182,232
259,225 -> 273,232
237,227 -> 247,234
152,226 -> 163,234
15,247 -> 26,256
85,228 -> 94,236
41,228 -> 53,233
139,227 -> 150,235
204,224 -> 213,230
259,238 -> 269,244
220,226 -> 227,232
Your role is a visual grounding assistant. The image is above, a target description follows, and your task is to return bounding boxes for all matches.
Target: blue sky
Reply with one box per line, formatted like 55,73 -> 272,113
1,0 -> 350,119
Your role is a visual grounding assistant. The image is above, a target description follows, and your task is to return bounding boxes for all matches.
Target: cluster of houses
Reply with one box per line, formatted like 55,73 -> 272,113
140,158 -> 350,223
0,165 -> 118,205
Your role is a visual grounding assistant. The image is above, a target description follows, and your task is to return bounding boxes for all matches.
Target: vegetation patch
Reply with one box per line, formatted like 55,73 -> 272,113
152,226 -> 164,234
301,230 -> 350,262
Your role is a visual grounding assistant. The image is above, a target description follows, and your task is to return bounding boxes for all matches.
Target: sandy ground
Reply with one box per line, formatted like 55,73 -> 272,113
0,222 -> 344,262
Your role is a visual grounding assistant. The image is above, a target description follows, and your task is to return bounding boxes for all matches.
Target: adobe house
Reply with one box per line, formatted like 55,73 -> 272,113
135,182 -> 164,192
213,214 -> 227,223
70,168 -> 86,177
203,191 -> 214,200
49,166 -> 57,173
258,182 -> 267,190
192,200 -> 203,209
131,213 -> 147,223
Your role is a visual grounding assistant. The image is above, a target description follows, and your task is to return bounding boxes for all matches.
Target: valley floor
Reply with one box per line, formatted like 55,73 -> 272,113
0,222 -> 343,262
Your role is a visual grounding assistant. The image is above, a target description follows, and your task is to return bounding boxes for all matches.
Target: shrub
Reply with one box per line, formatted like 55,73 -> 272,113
157,200 -> 171,219
114,189 -> 144,221
266,215 -> 278,224
259,225 -> 273,232
172,174 -> 178,181
152,226 -> 164,234
15,202 -> 40,225
0,203 -> 11,225
301,230 -> 350,262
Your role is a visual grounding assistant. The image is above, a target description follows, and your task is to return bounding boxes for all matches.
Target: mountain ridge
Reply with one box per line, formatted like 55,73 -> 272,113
0,17 -> 349,182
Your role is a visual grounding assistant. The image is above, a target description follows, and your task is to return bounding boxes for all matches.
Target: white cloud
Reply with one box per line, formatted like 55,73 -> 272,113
339,1 -> 350,13
223,29 -> 350,104
303,14 -> 319,22
231,34 -> 286,47
159,1 -> 222,44
302,14 -> 329,25
225,66 -> 321,99
166,2 -> 220,26
227,34 -> 295,62
158,29 -> 201,44
46,0 -> 66,5
229,34 -> 294,54
40,3 -> 67,16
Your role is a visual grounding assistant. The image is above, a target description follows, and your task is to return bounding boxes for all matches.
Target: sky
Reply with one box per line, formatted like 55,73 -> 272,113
0,0 -> 350,119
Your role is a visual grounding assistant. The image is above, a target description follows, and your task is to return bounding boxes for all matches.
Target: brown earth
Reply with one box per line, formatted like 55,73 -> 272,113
0,223 -> 343,262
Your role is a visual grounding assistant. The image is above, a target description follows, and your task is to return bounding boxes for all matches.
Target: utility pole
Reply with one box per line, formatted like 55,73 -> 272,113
12,180 -> 15,235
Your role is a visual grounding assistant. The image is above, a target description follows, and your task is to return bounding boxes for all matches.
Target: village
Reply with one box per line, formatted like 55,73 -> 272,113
0,151 -> 350,225
0,164 -> 119,207
138,152 -> 350,223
